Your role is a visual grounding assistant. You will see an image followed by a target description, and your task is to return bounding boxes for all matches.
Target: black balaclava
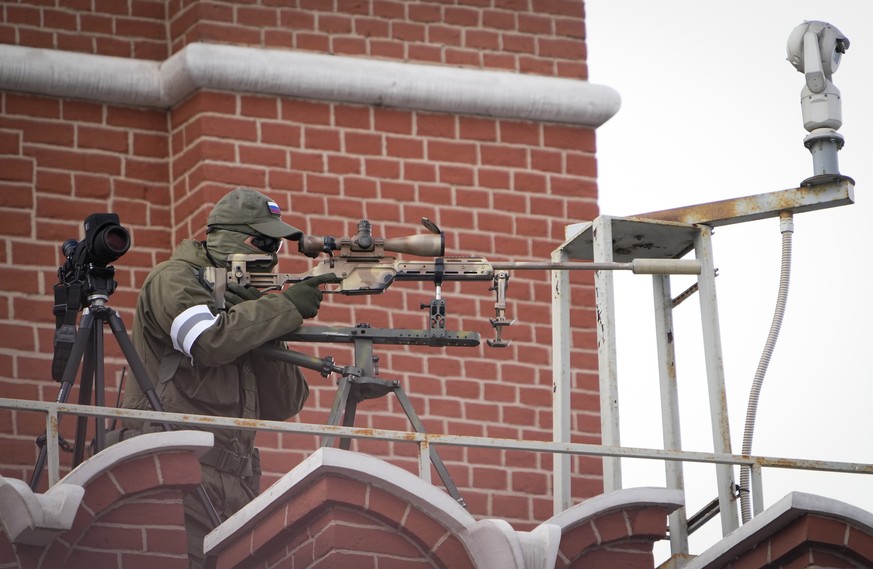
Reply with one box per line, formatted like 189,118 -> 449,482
205,228 -> 279,270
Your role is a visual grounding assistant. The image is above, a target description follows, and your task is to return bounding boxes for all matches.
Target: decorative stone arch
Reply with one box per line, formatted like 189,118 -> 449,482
0,431 -> 212,569
205,448 -> 487,569
543,487 -> 684,569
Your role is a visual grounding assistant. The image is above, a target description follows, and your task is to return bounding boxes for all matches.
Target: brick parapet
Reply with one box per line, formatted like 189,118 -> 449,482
204,448 -> 683,569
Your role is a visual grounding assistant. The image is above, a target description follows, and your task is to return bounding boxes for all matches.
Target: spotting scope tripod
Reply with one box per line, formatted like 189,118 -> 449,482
30,288 -> 222,529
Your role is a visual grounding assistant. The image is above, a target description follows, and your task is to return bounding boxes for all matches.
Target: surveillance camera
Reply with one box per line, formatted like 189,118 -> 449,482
786,21 -> 849,93
786,21 -> 850,181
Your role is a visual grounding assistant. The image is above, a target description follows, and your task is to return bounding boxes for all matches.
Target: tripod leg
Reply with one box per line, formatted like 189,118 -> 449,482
394,387 -> 466,507
30,312 -> 96,491
56,311 -> 95,403
72,338 -> 96,466
93,320 -> 106,453
106,311 -> 169,428
338,390 -> 360,451
322,377 -> 353,448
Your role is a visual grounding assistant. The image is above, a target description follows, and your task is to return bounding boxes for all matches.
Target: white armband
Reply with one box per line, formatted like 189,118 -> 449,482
170,305 -> 219,357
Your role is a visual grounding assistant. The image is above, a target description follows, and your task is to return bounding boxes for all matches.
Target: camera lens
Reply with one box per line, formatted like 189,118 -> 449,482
89,224 -> 131,264
102,227 -> 130,254
61,239 -> 79,258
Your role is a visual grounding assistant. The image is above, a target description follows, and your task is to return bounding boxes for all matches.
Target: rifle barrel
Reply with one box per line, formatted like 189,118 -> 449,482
490,259 -> 701,275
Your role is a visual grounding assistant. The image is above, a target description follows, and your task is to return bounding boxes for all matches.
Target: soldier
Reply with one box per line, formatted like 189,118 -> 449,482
122,188 -> 336,567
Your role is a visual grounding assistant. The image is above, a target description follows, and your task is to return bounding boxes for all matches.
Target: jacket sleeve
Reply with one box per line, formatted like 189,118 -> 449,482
145,262 -> 305,367
190,292 -> 305,366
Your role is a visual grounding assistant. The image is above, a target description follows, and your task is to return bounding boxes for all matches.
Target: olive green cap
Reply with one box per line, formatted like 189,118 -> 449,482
207,188 -> 303,240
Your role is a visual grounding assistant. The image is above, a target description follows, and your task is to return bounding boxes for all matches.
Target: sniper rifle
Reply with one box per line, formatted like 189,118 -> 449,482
203,219 -> 700,347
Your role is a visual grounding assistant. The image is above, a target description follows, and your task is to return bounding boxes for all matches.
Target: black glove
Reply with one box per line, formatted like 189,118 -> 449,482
224,282 -> 262,308
282,273 -> 340,319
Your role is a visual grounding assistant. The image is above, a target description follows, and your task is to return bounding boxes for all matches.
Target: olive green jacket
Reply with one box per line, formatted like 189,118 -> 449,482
123,240 -> 309,459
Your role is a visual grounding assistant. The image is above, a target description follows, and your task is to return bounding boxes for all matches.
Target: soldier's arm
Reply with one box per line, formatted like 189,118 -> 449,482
149,264 -> 305,367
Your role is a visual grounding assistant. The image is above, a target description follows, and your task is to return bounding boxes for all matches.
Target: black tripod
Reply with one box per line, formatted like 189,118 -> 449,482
266,319 -> 480,508
30,292 -> 221,528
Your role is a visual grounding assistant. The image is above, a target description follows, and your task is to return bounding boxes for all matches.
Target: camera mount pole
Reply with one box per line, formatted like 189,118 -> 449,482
31,294 -> 222,529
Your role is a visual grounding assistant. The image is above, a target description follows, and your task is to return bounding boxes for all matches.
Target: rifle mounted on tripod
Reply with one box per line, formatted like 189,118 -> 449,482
203,218 -> 702,347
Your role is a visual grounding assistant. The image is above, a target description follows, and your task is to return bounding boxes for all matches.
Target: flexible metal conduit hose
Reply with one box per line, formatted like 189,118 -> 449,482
739,211 -> 794,523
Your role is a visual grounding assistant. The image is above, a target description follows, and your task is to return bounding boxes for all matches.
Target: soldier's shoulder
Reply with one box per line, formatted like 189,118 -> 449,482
144,242 -> 205,286
147,257 -> 199,282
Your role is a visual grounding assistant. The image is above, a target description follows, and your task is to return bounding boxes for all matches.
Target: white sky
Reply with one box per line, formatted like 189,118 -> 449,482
585,0 -> 873,558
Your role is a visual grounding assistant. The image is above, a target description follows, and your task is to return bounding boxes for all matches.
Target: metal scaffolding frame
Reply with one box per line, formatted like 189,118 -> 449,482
551,178 -> 856,554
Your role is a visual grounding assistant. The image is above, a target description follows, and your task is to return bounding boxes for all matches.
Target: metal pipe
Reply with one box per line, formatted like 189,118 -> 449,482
6,398 -> 871,478
740,212 -> 794,523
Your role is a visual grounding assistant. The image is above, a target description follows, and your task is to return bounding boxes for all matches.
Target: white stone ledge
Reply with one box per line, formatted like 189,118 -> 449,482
685,491 -> 873,568
0,431 -> 213,547
0,42 -> 620,126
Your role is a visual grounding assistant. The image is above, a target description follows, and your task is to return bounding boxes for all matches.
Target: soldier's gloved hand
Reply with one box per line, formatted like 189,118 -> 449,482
282,273 -> 341,319
225,282 -> 262,308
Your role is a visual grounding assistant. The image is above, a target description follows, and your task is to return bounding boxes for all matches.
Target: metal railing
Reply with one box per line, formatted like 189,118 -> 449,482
4,396 -> 871,506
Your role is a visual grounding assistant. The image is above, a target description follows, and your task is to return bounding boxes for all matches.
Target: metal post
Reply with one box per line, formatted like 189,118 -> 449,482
593,216 -> 621,491
46,412 -> 59,487
694,226 -> 740,535
751,463 -> 764,516
552,247 -> 572,513
652,275 -> 689,554
418,439 -> 432,484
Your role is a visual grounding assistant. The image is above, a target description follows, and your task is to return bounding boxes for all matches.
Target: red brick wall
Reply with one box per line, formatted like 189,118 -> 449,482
0,0 -> 169,60
216,475 -> 475,569
166,0 -> 587,78
0,1 -> 587,77
0,1 -> 602,527
3,450 -> 197,569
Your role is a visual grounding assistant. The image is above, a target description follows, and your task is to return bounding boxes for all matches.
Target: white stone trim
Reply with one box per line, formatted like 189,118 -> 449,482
0,42 -> 620,126
62,430 -> 213,487
0,431 -> 213,546
205,448 -> 679,569
684,491 -> 873,568
0,477 -> 84,546
206,446 -> 476,550
542,485 -> 684,531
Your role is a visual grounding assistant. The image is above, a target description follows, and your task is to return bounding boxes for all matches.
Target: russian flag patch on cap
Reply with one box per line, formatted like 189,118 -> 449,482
267,200 -> 281,215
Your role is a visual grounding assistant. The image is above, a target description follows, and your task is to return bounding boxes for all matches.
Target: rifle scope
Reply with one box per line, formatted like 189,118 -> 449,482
299,219 -> 445,259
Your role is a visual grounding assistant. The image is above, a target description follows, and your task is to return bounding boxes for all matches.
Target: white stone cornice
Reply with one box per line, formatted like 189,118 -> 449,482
0,42 -> 620,126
